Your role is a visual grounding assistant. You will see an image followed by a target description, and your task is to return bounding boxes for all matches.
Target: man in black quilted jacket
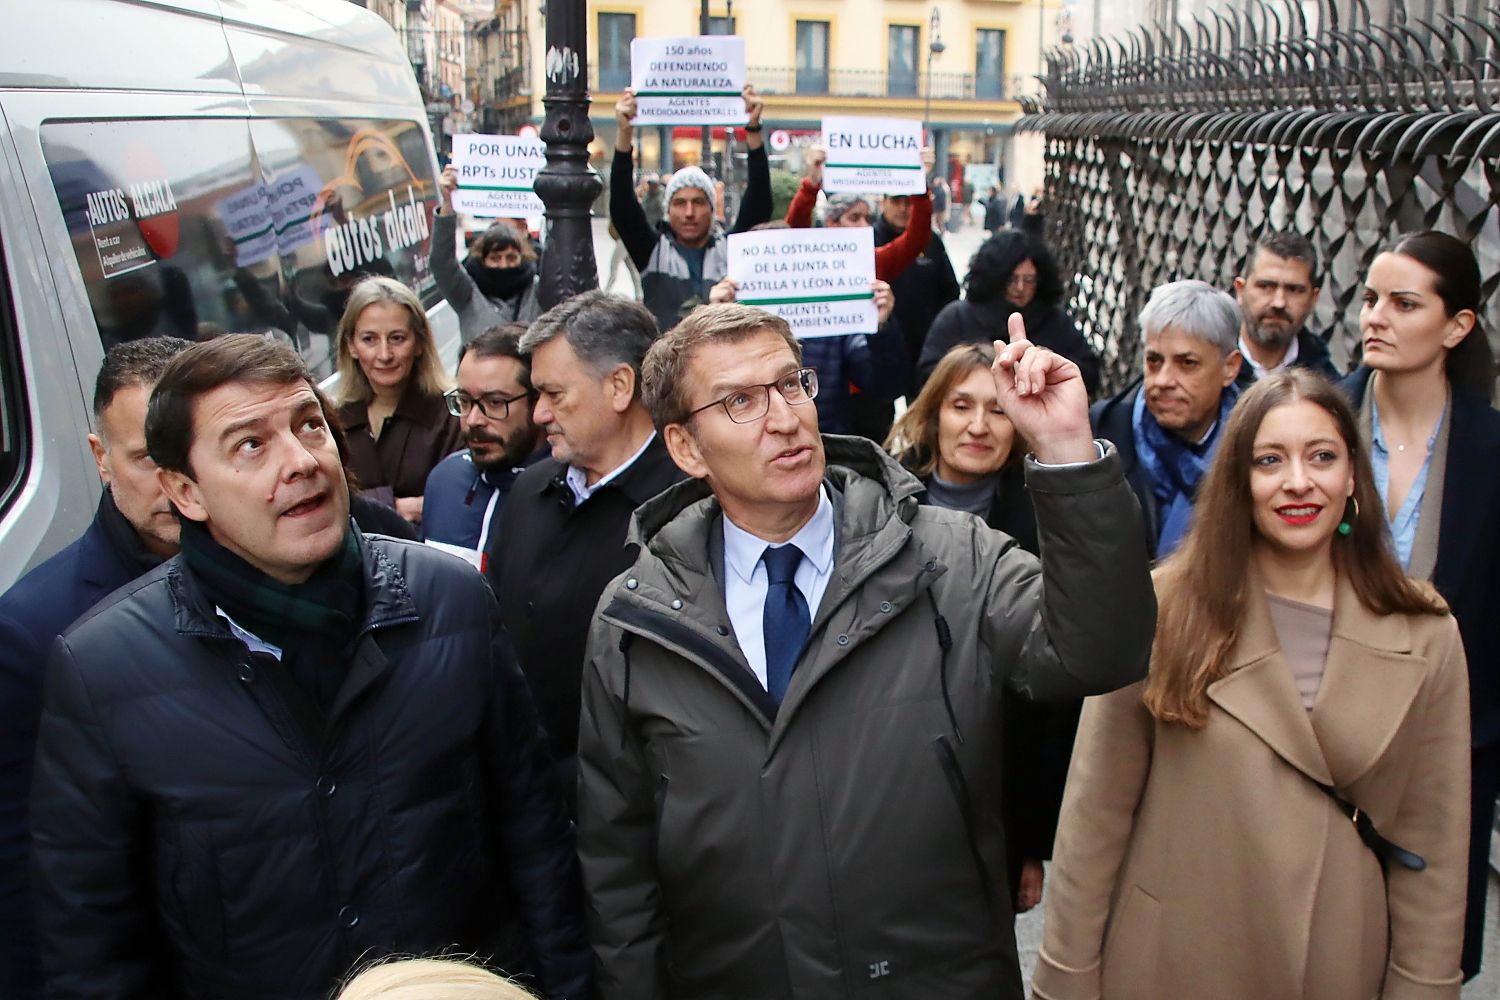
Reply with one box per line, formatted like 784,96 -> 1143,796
29,335 -> 590,1000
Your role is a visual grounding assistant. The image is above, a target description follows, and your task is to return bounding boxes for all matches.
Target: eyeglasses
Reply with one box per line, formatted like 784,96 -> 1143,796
444,388 -> 530,420
687,367 -> 819,424
1007,274 -> 1038,287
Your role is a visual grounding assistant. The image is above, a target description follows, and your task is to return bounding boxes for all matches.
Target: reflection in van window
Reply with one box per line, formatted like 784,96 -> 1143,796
41,118 -> 439,380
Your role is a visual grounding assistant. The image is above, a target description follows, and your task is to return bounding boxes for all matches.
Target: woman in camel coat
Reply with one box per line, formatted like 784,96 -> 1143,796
1034,369 -> 1470,1000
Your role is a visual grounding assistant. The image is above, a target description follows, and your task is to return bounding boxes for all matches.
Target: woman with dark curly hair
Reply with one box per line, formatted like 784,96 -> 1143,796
916,231 -> 1099,395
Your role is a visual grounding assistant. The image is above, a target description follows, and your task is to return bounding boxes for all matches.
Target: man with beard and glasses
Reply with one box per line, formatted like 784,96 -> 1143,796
423,324 -> 548,571
434,166 -> 542,340
1233,229 -> 1341,385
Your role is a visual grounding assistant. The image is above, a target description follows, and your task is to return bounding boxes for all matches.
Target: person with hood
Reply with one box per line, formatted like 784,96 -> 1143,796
917,231 -> 1099,395
610,86 -> 772,331
434,165 -> 542,340
576,302 -> 1155,1000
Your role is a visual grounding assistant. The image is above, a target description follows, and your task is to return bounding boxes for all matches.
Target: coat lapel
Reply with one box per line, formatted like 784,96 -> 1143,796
1209,575 -> 1431,792
1433,394 -> 1500,603
1310,579 -> 1428,789
1209,586 -> 1334,785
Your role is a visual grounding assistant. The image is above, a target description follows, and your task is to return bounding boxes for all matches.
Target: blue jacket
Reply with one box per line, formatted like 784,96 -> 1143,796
0,495 -> 155,1000
422,447 -> 547,556
1342,367 -> 1500,747
799,317 -> 907,435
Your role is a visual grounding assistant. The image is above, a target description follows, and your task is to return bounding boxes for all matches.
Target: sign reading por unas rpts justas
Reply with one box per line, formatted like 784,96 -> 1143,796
821,116 -> 926,195
728,228 -> 877,339
451,134 -> 546,217
630,36 -> 747,126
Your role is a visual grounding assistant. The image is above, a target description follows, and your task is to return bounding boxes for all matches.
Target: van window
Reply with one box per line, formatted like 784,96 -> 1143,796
40,117 -> 439,380
0,234 -> 27,520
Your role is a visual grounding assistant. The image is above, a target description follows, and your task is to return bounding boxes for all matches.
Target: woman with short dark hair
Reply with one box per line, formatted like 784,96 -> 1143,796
1340,230 -> 1500,982
1036,369 -> 1469,1000
915,231 -> 1099,394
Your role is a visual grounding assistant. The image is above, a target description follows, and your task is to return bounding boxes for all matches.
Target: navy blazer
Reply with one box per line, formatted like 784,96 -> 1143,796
0,505 -> 144,1000
1342,367 -> 1500,747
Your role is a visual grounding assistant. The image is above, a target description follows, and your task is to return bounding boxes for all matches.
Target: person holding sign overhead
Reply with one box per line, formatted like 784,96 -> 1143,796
435,164 -> 542,340
611,84 -> 772,332
783,145 -> 937,285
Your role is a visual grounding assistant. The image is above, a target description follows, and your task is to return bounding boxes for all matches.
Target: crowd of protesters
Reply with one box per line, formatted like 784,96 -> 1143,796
0,84 -> 1494,1000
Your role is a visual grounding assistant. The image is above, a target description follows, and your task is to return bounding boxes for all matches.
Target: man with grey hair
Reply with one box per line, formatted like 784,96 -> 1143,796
1091,279 -> 1244,558
492,292 -> 685,801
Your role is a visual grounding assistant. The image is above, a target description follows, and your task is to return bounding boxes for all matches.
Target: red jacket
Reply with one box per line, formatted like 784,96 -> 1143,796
783,179 -> 933,282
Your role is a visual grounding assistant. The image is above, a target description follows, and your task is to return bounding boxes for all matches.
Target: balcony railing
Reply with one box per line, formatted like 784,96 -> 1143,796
589,65 -> 1009,101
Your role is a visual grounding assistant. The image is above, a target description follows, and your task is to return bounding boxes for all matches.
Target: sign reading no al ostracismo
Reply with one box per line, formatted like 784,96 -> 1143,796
450,134 -> 546,217
630,36 -> 747,126
728,228 -> 877,339
821,116 -> 926,195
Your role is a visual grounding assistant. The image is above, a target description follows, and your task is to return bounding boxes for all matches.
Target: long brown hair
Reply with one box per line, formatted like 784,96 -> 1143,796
885,342 -> 1024,478
1143,368 -> 1447,728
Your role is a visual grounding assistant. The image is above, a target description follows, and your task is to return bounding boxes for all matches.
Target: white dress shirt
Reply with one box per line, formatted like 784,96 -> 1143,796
722,487 -> 836,689
564,431 -> 656,506
1238,331 -> 1299,381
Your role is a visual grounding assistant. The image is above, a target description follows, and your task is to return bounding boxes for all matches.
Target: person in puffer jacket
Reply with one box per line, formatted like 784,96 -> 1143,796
609,86 -> 773,331
29,334 -> 590,1000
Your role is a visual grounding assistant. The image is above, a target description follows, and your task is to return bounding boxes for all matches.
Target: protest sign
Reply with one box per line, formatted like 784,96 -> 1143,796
216,183 -> 277,268
266,164 -> 322,257
821,116 -> 926,195
728,227 -> 877,339
630,36 -> 747,126
450,133 -> 546,217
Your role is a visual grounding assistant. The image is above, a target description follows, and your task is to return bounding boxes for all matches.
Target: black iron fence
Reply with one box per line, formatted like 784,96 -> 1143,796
1016,0 -> 1500,393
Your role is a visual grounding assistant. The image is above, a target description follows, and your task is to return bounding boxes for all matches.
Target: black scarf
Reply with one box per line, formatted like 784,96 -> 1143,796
178,517 -> 364,713
464,257 -> 535,306
95,488 -> 169,579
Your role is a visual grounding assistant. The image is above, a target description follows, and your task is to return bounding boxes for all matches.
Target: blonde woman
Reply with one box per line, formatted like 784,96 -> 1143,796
338,958 -> 536,1000
333,276 -> 461,525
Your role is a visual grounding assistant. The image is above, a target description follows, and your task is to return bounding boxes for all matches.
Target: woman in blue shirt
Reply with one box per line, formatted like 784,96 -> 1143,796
1341,230 -> 1499,982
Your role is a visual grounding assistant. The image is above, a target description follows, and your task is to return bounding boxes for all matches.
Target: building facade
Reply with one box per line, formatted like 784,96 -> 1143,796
351,0 -> 1054,197
523,1 -> 1051,202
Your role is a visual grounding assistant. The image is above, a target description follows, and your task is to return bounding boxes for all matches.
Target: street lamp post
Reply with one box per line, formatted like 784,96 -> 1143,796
699,0 -> 713,175
918,6 -> 942,166
534,0 -> 603,308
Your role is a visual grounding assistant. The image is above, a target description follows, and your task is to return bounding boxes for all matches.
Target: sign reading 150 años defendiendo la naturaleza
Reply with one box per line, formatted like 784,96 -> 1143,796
630,36 -> 747,126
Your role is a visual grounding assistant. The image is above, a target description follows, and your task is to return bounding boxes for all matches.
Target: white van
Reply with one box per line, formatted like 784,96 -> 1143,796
0,0 -> 456,591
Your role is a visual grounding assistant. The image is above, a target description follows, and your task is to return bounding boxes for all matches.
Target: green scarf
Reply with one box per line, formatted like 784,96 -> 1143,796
178,518 -> 364,712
